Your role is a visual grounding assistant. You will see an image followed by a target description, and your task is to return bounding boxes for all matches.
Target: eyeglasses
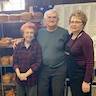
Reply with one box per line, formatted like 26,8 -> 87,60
47,16 -> 57,19
70,21 -> 82,24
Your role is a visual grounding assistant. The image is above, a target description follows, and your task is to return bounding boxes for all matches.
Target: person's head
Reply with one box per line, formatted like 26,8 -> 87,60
44,9 -> 59,29
20,22 -> 37,43
69,10 -> 87,33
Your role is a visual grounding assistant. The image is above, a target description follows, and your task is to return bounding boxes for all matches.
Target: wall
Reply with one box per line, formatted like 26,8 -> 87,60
54,2 -> 96,68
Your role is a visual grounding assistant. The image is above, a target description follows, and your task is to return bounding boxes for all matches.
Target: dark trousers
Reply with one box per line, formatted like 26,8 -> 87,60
70,78 -> 91,96
16,84 -> 37,96
38,64 -> 66,96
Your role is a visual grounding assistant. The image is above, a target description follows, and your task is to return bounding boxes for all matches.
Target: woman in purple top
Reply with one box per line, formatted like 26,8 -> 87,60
65,10 -> 94,96
13,22 -> 42,96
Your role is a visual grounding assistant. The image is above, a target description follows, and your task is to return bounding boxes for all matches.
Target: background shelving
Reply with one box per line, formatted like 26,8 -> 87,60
0,18 -> 42,96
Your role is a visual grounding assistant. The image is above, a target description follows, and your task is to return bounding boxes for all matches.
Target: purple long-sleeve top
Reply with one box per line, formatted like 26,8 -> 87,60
67,31 -> 94,83
13,39 -> 42,86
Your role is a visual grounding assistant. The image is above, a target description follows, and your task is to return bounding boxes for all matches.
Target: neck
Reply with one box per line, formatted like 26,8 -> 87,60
72,31 -> 82,36
72,31 -> 83,40
47,26 -> 57,32
24,41 -> 31,49
24,41 -> 31,45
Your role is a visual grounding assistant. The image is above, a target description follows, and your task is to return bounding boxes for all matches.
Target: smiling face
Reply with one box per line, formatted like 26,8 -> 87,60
44,10 -> 59,28
23,28 -> 35,43
69,16 -> 84,33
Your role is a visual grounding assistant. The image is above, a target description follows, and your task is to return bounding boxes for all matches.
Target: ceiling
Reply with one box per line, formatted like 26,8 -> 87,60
26,0 -> 96,6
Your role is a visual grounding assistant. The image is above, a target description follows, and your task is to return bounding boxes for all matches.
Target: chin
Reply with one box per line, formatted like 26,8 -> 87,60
49,23 -> 56,26
25,39 -> 32,42
71,29 -> 78,32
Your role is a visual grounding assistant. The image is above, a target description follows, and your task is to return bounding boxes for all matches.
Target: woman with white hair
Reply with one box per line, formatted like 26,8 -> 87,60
13,22 -> 42,96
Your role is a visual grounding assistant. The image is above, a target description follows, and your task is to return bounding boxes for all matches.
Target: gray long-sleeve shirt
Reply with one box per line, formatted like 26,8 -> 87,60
37,27 -> 69,68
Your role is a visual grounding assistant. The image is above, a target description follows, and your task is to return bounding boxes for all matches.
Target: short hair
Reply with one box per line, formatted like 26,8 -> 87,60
20,22 -> 37,32
44,9 -> 59,19
69,10 -> 87,26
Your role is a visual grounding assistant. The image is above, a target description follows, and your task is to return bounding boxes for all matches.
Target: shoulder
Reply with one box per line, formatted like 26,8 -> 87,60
58,26 -> 68,32
57,26 -> 69,36
32,39 -> 39,44
37,27 -> 47,37
32,39 -> 41,48
14,42 -> 23,52
81,32 -> 93,43
80,31 -> 93,46
38,27 -> 46,33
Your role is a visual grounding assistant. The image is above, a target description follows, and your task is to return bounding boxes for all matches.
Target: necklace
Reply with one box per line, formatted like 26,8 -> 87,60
72,31 -> 83,40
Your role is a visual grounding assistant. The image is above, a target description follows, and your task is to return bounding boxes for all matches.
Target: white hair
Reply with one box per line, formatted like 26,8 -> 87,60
44,9 -> 59,19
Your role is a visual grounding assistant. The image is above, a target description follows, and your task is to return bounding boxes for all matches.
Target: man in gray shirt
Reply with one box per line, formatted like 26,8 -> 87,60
37,9 -> 69,96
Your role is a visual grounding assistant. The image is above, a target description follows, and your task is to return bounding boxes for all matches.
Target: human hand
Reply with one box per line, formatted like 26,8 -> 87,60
12,38 -> 23,49
12,41 -> 18,49
17,73 -> 27,81
82,81 -> 90,93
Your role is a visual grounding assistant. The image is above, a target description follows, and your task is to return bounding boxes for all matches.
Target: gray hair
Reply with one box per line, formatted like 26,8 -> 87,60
44,9 -> 59,19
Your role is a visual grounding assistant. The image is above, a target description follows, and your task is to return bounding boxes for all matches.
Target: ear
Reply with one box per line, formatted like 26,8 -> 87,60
57,17 -> 59,22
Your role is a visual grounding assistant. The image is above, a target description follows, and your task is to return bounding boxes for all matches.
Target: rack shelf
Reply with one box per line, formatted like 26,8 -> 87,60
0,14 -> 42,95
0,21 -> 23,96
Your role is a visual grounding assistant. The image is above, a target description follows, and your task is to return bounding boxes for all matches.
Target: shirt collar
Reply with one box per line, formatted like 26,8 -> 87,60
20,39 -> 35,49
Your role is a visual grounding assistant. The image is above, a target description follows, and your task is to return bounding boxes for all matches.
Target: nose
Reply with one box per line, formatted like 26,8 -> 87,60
49,17 -> 54,21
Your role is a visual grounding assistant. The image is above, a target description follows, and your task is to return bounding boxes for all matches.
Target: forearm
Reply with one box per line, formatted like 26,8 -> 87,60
15,68 -> 20,77
25,68 -> 33,77
84,63 -> 94,83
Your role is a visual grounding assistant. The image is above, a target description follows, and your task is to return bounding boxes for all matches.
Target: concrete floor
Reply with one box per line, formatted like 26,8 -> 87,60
64,87 -> 72,96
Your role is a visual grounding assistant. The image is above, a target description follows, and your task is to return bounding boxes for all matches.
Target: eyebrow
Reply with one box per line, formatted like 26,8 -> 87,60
48,16 -> 57,18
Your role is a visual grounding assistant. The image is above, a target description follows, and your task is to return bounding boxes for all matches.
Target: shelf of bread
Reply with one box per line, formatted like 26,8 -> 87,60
5,88 -> 16,96
2,73 -> 16,86
0,37 -> 23,48
0,12 -> 43,23
0,56 -> 13,67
